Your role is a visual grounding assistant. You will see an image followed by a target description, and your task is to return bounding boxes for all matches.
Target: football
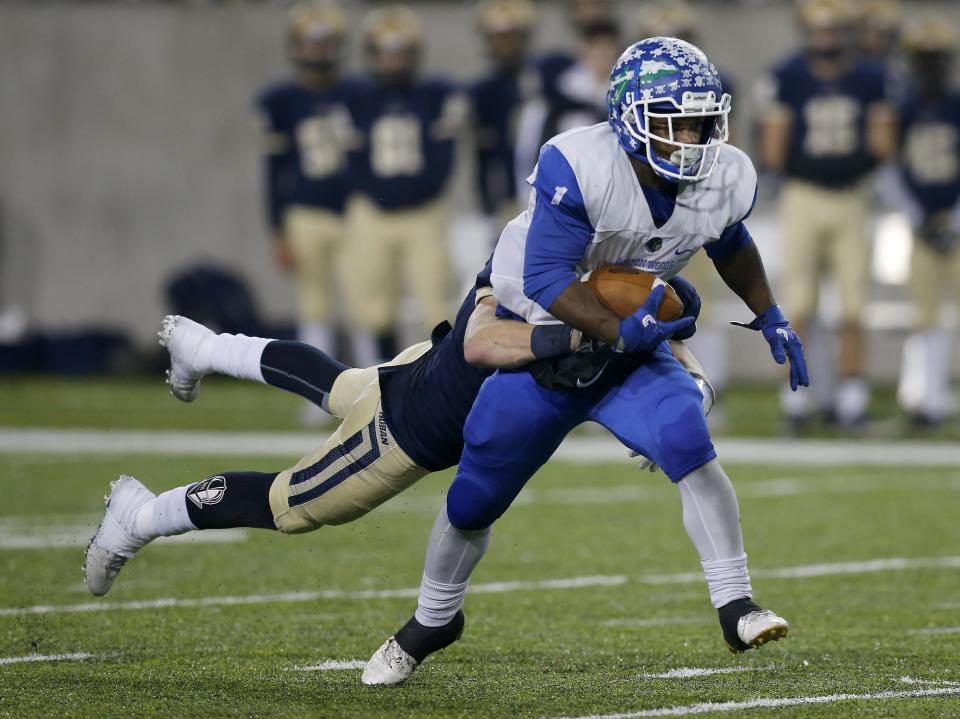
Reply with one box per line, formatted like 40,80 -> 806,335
581,266 -> 684,321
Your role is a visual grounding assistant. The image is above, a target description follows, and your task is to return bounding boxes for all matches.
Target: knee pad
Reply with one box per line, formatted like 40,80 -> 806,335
653,390 -> 716,482
446,476 -> 503,531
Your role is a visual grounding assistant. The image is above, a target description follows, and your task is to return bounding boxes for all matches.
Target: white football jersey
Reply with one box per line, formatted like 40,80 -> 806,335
491,123 -> 757,324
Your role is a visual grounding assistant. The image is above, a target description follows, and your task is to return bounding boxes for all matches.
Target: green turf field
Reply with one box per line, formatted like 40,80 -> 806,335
1,447 -> 958,717
4,375 -> 960,440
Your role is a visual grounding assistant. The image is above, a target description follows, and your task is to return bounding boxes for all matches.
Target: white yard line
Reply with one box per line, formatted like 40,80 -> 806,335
639,666 -> 761,679
292,659 -> 366,672
552,687 -> 960,718
602,618 -> 707,628
1,555 -> 957,619
0,527 -> 246,550
638,556 -> 960,585
909,627 -> 960,635
4,429 -> 960,466
0,652 -> 94,666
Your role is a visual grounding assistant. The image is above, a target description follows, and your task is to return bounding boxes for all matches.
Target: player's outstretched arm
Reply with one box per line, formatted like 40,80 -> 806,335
714,242 -> 809,391
463,296 -> 580,368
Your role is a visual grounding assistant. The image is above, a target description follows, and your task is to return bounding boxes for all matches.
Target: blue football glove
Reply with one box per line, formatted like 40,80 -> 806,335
616,284 -> 696,354
666,275 -> 701,341
732,305 -> 809,391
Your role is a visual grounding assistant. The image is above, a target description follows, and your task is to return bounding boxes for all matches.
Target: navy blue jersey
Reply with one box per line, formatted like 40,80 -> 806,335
769,53 -> 890,186
348,77 -> 463,210
897,92 -> 960,216
378,262 -> 494,471
471,69 -> 530,215
255,78 -> 362,227
535,50 -> 575,105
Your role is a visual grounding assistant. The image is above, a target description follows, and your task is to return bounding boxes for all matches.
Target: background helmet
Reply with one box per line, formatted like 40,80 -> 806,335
287,0 -> 347,74
606,37 -> 730,182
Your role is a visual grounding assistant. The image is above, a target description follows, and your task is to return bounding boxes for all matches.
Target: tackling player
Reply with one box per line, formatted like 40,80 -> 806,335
362,37 -> 808,685
83,266 -> 706,596
756,0 -> 896,428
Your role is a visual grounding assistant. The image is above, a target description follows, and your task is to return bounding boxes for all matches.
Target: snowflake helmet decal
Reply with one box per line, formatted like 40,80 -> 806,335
607,36 -> 731,182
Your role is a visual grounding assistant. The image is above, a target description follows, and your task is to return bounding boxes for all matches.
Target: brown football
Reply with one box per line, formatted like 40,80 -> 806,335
582,266 -> 684,321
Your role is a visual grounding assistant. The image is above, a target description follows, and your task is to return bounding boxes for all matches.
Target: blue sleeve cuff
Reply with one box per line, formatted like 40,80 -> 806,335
705,221 -> 754,261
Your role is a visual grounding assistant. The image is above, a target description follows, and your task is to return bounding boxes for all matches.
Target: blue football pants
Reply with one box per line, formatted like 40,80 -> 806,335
447,350 -> 716,531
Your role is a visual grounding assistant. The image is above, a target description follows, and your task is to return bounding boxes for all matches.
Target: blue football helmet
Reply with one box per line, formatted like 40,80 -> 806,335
607,37 -> 731,182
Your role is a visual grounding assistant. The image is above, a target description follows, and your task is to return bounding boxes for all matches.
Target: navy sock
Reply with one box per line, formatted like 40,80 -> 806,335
259,340 -> 349,410
185,471 -> 278,530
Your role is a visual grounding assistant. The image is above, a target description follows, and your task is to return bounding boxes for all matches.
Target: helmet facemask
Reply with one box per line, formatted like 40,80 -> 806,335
620,90 -> 731,182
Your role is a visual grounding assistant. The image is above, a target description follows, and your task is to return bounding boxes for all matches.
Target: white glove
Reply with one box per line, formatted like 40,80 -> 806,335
628,373 -> 715,473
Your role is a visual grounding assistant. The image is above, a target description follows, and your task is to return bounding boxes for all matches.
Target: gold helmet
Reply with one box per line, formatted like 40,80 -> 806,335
363,5 -> 423,53
861,0 -> 902,31
476,0 -> 535,35
631,0 -> 696,42
795,0 -> 857,30
287,0 -> 347,45
902,15 -> 958,55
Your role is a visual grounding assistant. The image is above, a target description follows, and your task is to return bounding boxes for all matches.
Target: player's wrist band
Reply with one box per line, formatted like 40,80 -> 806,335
531,325 -> 574,359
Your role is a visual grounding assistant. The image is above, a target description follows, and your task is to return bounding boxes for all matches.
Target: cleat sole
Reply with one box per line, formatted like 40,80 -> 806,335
750,624 -> 788,648
725,623 -> 788,654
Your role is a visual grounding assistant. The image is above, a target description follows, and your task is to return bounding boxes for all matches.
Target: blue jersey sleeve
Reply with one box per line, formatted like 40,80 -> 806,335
522,144 -> 594,312
705,221 -> 754,261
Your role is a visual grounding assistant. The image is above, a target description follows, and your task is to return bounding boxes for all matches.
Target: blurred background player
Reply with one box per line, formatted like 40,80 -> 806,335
756,0 -> 897,429
471,0 -> 538,233
513,16 -> 621,205
256,1 -> 355,362
858,0 -> 904,63
629,0 -> 737,421
890,18 -> 960,427
535,0 -> 616,100
343,5 -> 465,367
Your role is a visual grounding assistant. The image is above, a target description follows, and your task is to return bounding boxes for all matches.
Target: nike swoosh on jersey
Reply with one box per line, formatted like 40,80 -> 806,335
674,247 -> 696,256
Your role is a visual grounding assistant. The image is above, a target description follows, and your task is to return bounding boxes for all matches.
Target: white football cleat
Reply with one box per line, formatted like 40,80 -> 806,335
83,475 -> 155,597
736,608 -> 789,650
158,315 -> 214,402
361,637 -> 418,686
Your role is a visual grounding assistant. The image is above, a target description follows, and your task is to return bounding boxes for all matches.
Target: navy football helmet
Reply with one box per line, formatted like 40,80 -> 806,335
607,37 -> 731,182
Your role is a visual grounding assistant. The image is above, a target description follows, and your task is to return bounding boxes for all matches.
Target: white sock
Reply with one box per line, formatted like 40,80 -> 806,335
779,382 -> 810,418
205,333 -> 271,383
701,555 -> 752,609
350,330 -> 380,368
416,575 -> 469,627
299,321 -> 334,354
135,486 -> 197,540
836,377 -> 869,425
414,507 -> 491,627
807,321 -> 836,411
922,329 -> 951,418
677,459 -> 752,608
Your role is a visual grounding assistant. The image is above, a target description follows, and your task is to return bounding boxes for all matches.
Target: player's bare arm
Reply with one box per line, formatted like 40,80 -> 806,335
464,296 -> 581,368
866,101 -> 897,161
711,241 -> 777,316
714,242 -> 809,390
669,339 -> 708,383
546,281 -> 623,345
758,105 -> 792,173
